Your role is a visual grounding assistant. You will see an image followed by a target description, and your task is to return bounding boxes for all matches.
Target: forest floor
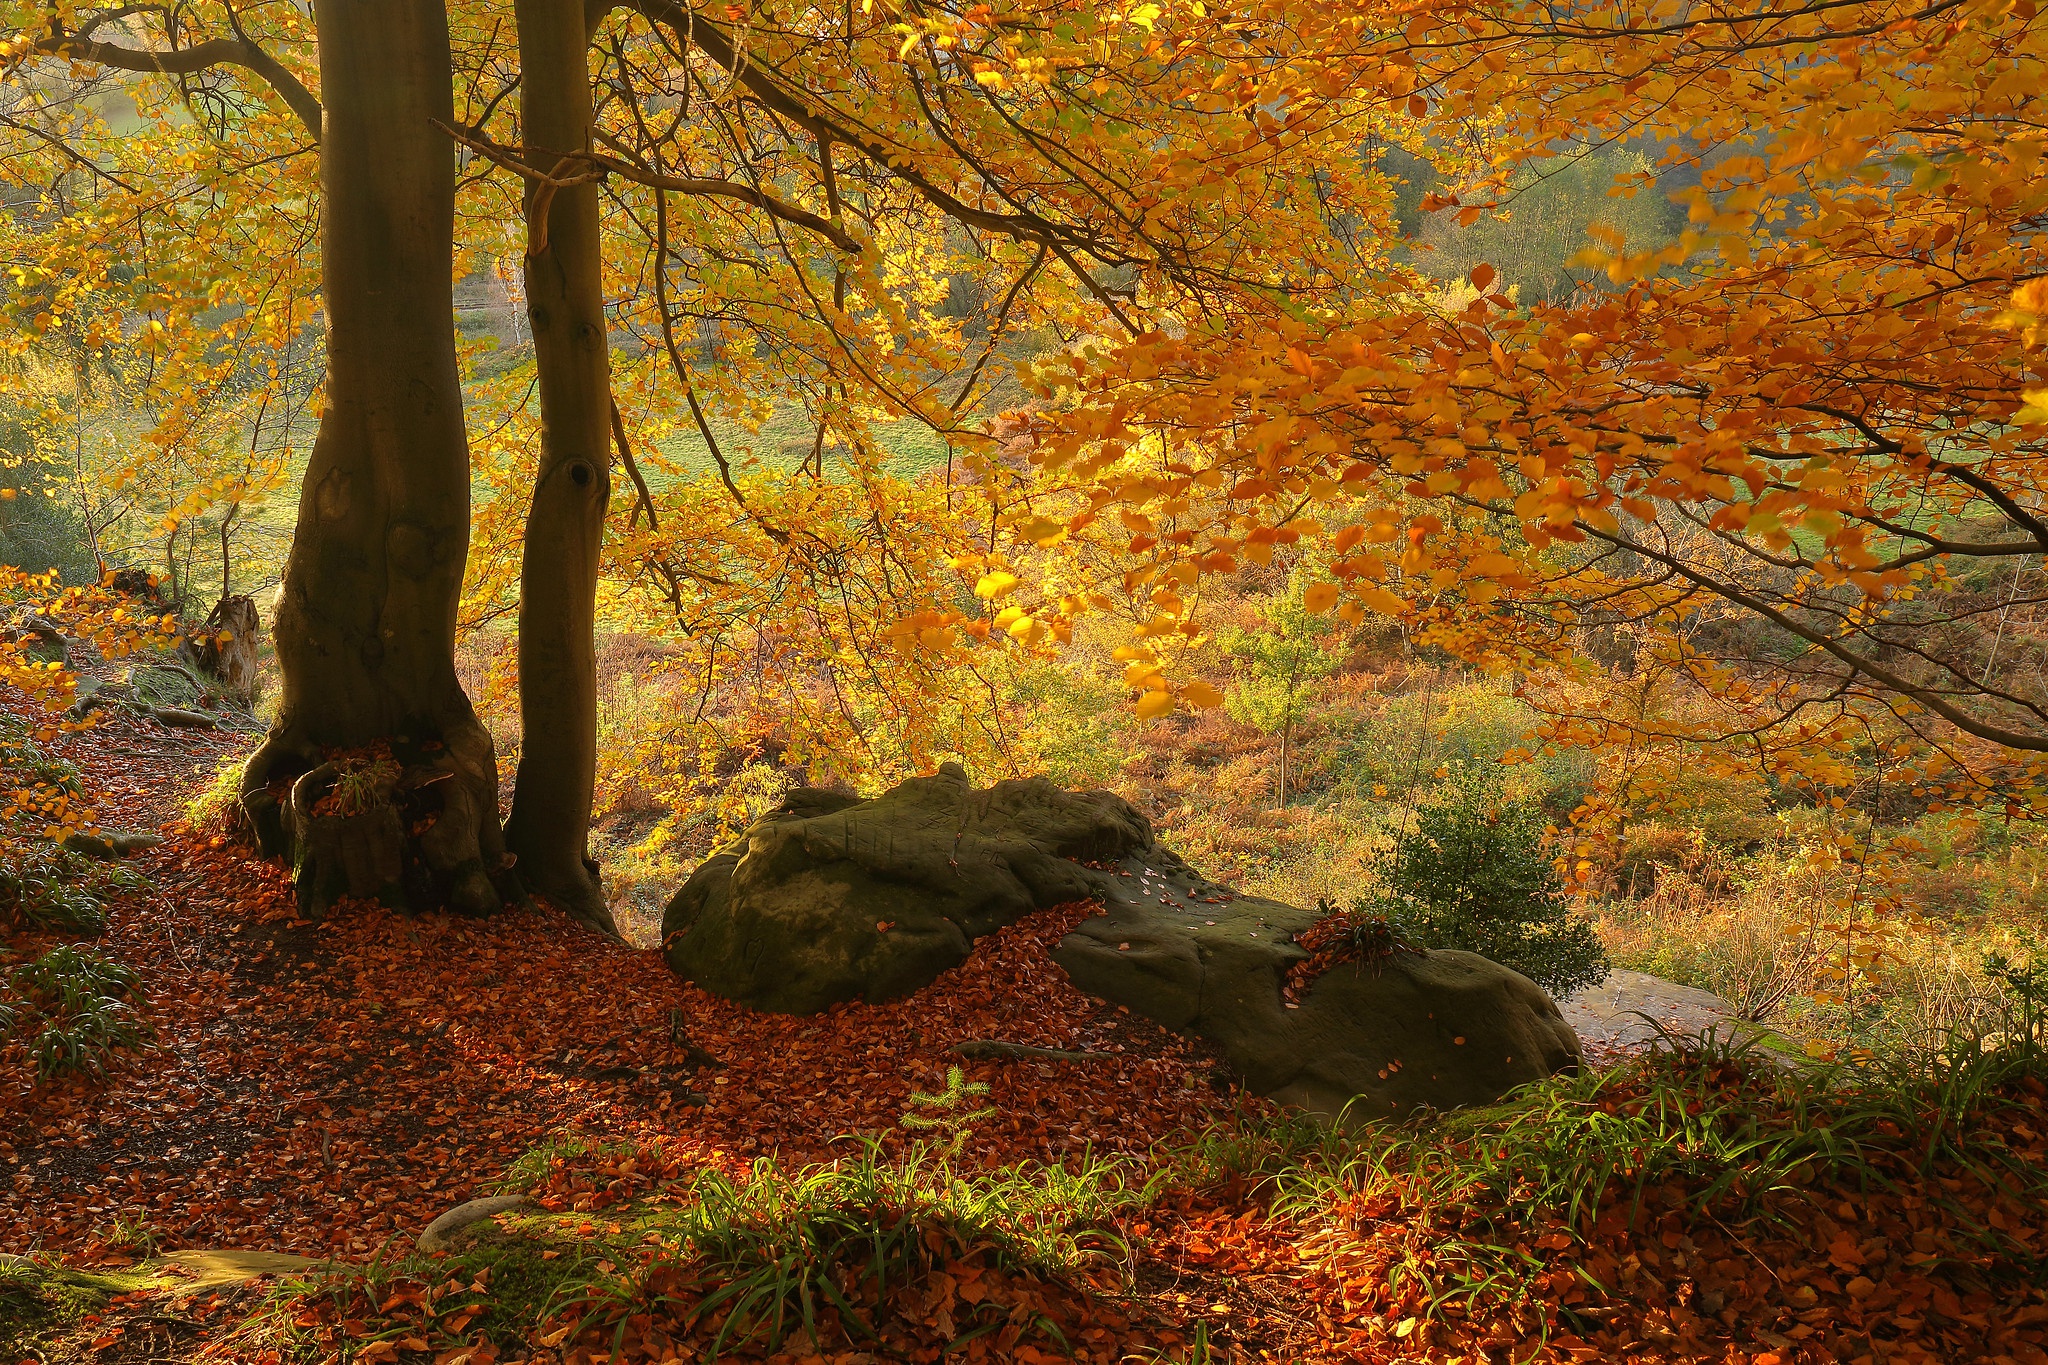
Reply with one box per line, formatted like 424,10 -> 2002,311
6,702 -> 2048,1365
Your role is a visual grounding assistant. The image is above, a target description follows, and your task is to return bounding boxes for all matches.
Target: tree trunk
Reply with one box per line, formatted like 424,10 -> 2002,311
1278,720 -> 1290,811
241,0 -> 509,922
502,0 -> 620,939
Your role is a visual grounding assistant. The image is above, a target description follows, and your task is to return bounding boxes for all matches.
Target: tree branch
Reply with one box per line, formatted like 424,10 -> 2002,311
1576,519 -> 2048,752
32,17 -> 321,140
436,117 -> 861,253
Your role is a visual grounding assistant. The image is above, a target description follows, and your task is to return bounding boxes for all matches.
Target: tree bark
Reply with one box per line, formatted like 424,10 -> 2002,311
1279,719 -> 1291,811
241,0 -> 508,922
502,0 -> 620,939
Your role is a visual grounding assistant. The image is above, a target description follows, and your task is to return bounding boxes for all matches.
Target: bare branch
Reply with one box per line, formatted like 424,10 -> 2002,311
436,117 -> 862,254
29,15 -> 321,140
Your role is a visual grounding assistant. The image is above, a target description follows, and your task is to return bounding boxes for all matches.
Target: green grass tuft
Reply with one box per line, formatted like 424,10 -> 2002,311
3,943 -> 154,1083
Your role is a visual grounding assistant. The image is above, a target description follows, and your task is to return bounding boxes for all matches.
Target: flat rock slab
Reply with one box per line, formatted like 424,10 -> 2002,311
1559,969 -> 1737,1062
1058,850 -> 1583,1120
159,1249 -> 330,1292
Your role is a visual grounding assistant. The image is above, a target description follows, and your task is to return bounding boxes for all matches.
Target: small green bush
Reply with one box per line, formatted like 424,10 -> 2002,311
1364,761 -> 1609,997
899,1065 -> 996,1153
2,943 -> 153,1083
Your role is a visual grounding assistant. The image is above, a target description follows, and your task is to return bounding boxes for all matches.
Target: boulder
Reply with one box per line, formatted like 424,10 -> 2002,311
662,769 -> 1583,1117
3,612 -> 68,666
662,764 -> 1151,1013
1055,861 -> 1582,1119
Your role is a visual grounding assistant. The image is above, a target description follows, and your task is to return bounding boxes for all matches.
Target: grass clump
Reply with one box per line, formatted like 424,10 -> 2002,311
0,842 -> 127,935
1186,998 -> 2048,1348
281,1139 -> 1150,1362
183,752 -> 250,835
1,943 -> 153,1083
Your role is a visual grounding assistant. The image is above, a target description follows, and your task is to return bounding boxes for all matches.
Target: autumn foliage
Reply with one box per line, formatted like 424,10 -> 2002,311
6,3 -> 2048,1363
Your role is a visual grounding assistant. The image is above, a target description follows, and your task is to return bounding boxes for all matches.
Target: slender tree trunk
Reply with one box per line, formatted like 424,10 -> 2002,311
241,0 -> 509,921
1278,719 -> 1291,811
502,0 -> 620,938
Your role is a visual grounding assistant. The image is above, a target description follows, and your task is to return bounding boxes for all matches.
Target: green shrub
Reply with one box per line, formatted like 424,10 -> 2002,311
2,943 -> 153,1083
1364,761 -> 1609,997
899,1066 -> 996,1154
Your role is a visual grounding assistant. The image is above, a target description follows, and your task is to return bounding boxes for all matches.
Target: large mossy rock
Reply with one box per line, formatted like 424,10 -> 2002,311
1052,865 -> 1583,1120
661,764 -> 1152,1013
662,768 -> 1583,1117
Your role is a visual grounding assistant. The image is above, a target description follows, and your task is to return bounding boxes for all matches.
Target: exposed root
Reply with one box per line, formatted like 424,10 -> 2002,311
240,716 -> 521,921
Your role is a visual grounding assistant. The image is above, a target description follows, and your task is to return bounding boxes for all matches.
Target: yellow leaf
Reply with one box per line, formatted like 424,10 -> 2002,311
1468,552 -> 1518,579
975,571 -> 1020,599
1134,688 -> 1175,720
1012,515 -> 1065,545
1183,680 -> 1223,707
1302,582 -> 1340,613
1358,587 -> 1406,616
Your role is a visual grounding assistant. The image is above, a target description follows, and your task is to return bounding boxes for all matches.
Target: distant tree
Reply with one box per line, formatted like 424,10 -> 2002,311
1223,575 -> 1344,810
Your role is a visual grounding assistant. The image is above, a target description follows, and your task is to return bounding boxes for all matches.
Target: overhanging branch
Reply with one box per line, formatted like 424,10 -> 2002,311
436,118 -> 862,254
29,16 -> 321,140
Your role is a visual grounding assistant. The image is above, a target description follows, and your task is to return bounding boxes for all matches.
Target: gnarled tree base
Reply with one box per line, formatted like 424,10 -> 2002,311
241,713 -> 519,923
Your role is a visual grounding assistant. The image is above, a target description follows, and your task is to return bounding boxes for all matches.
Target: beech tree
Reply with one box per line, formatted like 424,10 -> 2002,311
501,0 -> 619,933
3,0 -> 1396,921
16,0 -> 2035,935
242,0 -> 519,921
999,0 -> 2048,863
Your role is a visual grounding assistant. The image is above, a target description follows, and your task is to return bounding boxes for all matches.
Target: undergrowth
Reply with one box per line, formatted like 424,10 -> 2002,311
0,942 -> 153,1083
0,1255 -> 158,1363
184,752 -> 249,835
0,841 -> 136,935
269,1139 -> 1152,1362
1187,996 -> 2048,1342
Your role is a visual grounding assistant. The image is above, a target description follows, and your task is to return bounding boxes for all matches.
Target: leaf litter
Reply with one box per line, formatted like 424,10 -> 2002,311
4,703 -> 2048,1362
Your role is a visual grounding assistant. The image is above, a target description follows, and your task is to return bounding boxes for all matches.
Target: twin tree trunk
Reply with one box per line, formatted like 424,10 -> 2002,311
244,0 -> 510,920
246,0 -> 618,937
503,0 -> 619,938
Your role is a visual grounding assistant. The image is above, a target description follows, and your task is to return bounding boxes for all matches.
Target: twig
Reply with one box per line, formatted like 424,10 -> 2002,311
951,1040 -> 1113,1063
